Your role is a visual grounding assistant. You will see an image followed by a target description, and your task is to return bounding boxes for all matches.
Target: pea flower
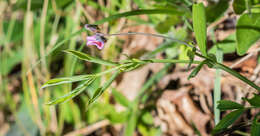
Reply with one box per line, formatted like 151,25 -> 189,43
86,33 -> 107,50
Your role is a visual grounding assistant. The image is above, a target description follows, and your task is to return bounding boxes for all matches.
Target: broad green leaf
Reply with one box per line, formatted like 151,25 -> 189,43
244,94 -> 260,107
251,113 -> 260,136
233,0 -> 246,14
217,100 -> 244,111
47,78 -> 95,105
65,50 -> 118,66
209,34 -> 236,54
112,88 -> 131,107
95,9 -> 185,24
206,0 -> 229,22
192,3 -> 207,56
188,60 -> 206,80
41,74 -> 95,88
212,109 -> 246,135
236,13 -> 260,55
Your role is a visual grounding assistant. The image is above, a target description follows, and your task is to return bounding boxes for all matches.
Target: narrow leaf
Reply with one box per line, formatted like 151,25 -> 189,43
236,13 -> 260,55
217,100 -> 244,111
188,60 -> 206,80
95,9 -> 185,24
47,78 -> 95,105
212,109 -> 246,135
41,74 -> 95,88
192,3 -> 207,56
125,111 -> 138,136
65,50 -> 118,66
244,94 -> 260,107
89,71 -> 121,104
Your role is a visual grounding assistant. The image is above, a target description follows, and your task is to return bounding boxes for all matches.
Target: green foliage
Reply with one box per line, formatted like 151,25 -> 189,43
192,3 -> 207,56
236,13 -> 260,55
217,100 -> 244,111
125,110 -> 138,136
65,50 -> 118,66
233,0 -> 246,14
95,9 -> 186,24
206,0 -> 229,22
41,74 -> 95,88
188,60 -> 206,79
251,113 -> 260,136
155,15 -> 181,33
46,78 -> 95,105
243,94 -> 260,107
112,88 -> 131,107
209,34 -> 236,54
212,109 -> 246,135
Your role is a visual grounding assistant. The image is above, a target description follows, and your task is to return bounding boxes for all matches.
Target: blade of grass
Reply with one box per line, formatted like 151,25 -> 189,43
27,28 -> 85,74
95,9 -> 185,24
214,48 -> 223,124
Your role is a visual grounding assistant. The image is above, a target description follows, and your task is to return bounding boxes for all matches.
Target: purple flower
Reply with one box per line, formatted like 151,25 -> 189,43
86,33 -> 107,50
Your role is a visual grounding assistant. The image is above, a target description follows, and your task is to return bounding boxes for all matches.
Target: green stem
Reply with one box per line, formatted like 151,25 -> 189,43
215,62 -> 260,91
146,59 -> 201,64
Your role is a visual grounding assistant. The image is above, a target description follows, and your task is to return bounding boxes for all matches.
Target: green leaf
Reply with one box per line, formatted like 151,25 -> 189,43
251,113 -> 260,136
209,34 -> 236,54
1,48 -> 23,76
41,74 -> 95,88
214,63 -> 260,91
112,88 -> 131,107
155,15 -> 181,33
141,112 -> 154,125
233,0 -> 246,14
236,13 -> 260,56
206,0 -> 229,22
64,50 -> 118,66
212,109 -> 246,135
125,111 -> 138,136
47,78 -> 95,105
192,3 -> 207,56
187,48 -> 195,69
89,71 -> 121,104
188,60 -> 206,80
95,9 -> 185,24
244,94 -> 260,107
217,100 -> 244,111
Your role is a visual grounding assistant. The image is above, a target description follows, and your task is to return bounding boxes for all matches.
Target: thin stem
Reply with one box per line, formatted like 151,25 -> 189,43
143,59 -> 201,64
105,32 -> 196,49
104,31 -> 260,91
215,62 -> 260,91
